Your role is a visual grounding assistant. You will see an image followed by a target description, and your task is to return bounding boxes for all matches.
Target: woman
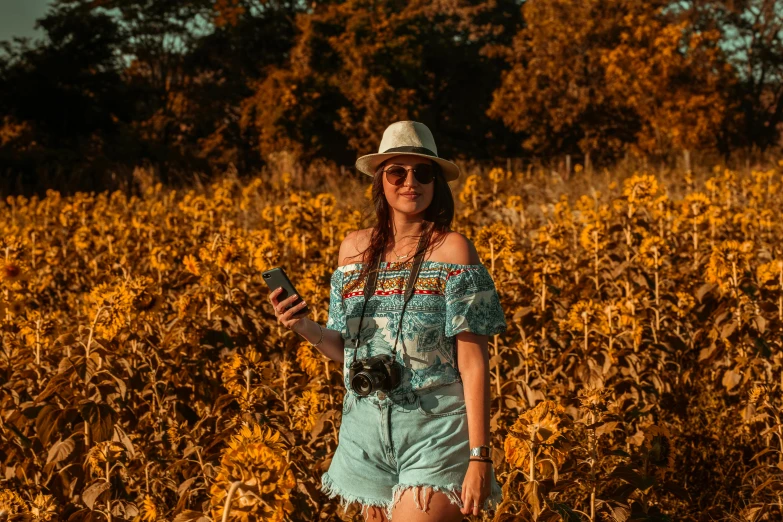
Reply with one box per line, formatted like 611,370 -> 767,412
269,121 -> 506,521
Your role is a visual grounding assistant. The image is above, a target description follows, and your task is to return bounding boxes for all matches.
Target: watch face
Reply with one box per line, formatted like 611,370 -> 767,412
471,447 -> 490,458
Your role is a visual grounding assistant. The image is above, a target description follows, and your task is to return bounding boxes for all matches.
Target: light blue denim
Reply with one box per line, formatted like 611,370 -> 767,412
320,380 -> 503,520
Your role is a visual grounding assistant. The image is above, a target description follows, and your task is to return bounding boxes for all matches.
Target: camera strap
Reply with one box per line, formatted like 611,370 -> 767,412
349,221 -> 433,366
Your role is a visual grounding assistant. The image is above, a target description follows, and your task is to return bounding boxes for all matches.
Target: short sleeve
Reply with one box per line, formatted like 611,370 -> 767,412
325,268 -> 348,338
444,265 -> 507,338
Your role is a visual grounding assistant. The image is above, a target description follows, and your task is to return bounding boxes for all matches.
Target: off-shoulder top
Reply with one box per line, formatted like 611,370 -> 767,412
325,259 -> 507,398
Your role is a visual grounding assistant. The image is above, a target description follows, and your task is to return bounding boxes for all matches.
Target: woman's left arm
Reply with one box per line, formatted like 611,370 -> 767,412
456,331 -> 493,517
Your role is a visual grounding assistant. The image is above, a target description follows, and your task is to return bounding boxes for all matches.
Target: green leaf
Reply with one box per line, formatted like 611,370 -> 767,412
609,465 -> 656,491
552,502 -> 582,521
199,328 -> 234,349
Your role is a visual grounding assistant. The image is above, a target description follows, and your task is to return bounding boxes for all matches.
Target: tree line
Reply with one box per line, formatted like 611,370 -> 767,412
2,0 -> 783,196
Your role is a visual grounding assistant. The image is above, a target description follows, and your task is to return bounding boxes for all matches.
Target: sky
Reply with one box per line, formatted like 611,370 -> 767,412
0,0 -> 52,44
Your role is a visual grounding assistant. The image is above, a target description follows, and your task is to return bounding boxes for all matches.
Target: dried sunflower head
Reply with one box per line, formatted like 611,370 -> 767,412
638,235 -> 668,269
680,192 -> 712,225
563,300 -> 601,334
221,349 -> 274,409
671,292 -> 695,318
296,343 -> 323,378
30,492 -> 57,521
623,174 -> 660,205
209,424 -> 295,522
706,240 -> 754,290
86,441 -> 126,476
579,222 -> 609,252
748,385 -> 767,406
578,385 -> 610,412
757,259 -> 783,289
508,400 -> 567,445
505,400 -> 570,478
291,388 -> 323,433
0,489 -> 31,521
642,424 -> 675,473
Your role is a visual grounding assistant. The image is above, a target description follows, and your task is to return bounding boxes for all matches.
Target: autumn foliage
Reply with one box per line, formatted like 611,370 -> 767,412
2,0 -> 783,196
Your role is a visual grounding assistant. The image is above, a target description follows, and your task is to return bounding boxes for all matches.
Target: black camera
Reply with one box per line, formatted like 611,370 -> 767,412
348,354 -> 402,396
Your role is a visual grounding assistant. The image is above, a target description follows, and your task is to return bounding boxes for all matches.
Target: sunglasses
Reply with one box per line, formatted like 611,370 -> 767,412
383,163 -> 436,185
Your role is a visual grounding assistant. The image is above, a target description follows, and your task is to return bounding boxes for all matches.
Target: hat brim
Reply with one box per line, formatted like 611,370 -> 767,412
355,152 -> 460,182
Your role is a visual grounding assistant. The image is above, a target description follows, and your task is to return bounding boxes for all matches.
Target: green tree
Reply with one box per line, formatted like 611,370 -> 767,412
0,0 -> 130,195
685,0 -> 783,154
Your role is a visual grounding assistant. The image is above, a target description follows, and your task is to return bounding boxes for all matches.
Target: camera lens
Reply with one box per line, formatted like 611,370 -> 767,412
352,370 -> 386,396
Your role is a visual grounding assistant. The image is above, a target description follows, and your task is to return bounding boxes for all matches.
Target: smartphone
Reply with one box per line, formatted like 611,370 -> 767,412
262,267 -> 310,317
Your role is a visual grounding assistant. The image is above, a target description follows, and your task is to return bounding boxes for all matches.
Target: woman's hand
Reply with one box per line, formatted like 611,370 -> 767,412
269,287 -> 309,333
461,461 -> 492,517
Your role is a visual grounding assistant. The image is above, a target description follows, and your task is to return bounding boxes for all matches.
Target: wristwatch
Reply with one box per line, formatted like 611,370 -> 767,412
469,445 -> 491,459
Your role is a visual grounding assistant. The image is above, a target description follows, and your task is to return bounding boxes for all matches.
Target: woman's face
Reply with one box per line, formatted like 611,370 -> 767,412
380,154 -> 436,218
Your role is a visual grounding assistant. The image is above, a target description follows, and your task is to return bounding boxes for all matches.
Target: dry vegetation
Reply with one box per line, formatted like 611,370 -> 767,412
1,161 -> 782,522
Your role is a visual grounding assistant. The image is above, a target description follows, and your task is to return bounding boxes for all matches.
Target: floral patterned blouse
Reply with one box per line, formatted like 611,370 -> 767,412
325,259 -> 507,398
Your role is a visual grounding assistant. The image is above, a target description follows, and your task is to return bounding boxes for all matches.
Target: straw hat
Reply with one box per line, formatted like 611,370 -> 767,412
354,121 -> 461,182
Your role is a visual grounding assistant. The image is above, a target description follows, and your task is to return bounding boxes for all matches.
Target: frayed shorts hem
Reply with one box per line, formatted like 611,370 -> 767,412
321,472 -> 389,519
321,472 -> 500,521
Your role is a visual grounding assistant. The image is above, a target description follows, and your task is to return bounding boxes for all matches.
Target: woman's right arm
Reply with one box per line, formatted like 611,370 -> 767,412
289,231 -> 357,365
295,318 -> 345,364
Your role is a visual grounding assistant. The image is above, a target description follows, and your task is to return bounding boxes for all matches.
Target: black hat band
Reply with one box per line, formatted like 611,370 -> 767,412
382,146 -> 438,158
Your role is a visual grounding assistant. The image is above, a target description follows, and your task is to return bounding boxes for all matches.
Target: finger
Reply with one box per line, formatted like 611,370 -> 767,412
281,299 -> 307,320
275,296 -> 299,315
461,495 -> 472,515
290,300 -> 308,316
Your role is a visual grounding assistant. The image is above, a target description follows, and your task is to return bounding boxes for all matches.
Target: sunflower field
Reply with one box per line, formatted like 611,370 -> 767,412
1,162 -> 782,522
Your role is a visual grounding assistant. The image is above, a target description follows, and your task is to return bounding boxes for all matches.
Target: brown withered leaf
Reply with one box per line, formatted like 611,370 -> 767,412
595,421 -> 619,437
113,425 -> 135,459
172,511 -> 210,522
36,403 -> 61,446
722,369 -> 742,391
80,401 -> 117,443
82,480 -> 111,510
111,500 -> 139,518
47,436 -> 76,465
177,477 -> 198,498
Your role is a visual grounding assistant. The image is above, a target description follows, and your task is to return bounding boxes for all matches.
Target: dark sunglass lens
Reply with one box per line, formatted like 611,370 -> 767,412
386,166 -> 407,185
414,164 -> 434,184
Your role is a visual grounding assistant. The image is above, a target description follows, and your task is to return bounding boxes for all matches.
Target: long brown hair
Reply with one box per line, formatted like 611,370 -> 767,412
347,158 -> 456,290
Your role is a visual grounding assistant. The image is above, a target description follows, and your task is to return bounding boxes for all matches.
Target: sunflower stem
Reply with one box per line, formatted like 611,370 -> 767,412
222,481 -> 243,522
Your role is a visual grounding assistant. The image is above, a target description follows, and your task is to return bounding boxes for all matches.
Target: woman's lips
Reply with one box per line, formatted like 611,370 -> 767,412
401,194 -> 420,200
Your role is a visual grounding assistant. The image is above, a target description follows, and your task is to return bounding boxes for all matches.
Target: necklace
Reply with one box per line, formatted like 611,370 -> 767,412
392,236 -> 421,259
390,224 -> 428,260
392,244 -> 413,259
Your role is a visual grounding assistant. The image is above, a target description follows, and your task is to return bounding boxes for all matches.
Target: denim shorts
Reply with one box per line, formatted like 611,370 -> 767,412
320,380 -> 503,520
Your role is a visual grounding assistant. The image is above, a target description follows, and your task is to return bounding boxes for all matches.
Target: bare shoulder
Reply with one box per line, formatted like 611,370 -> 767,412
338,228 -> 373,267
428,231 -> 481,265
